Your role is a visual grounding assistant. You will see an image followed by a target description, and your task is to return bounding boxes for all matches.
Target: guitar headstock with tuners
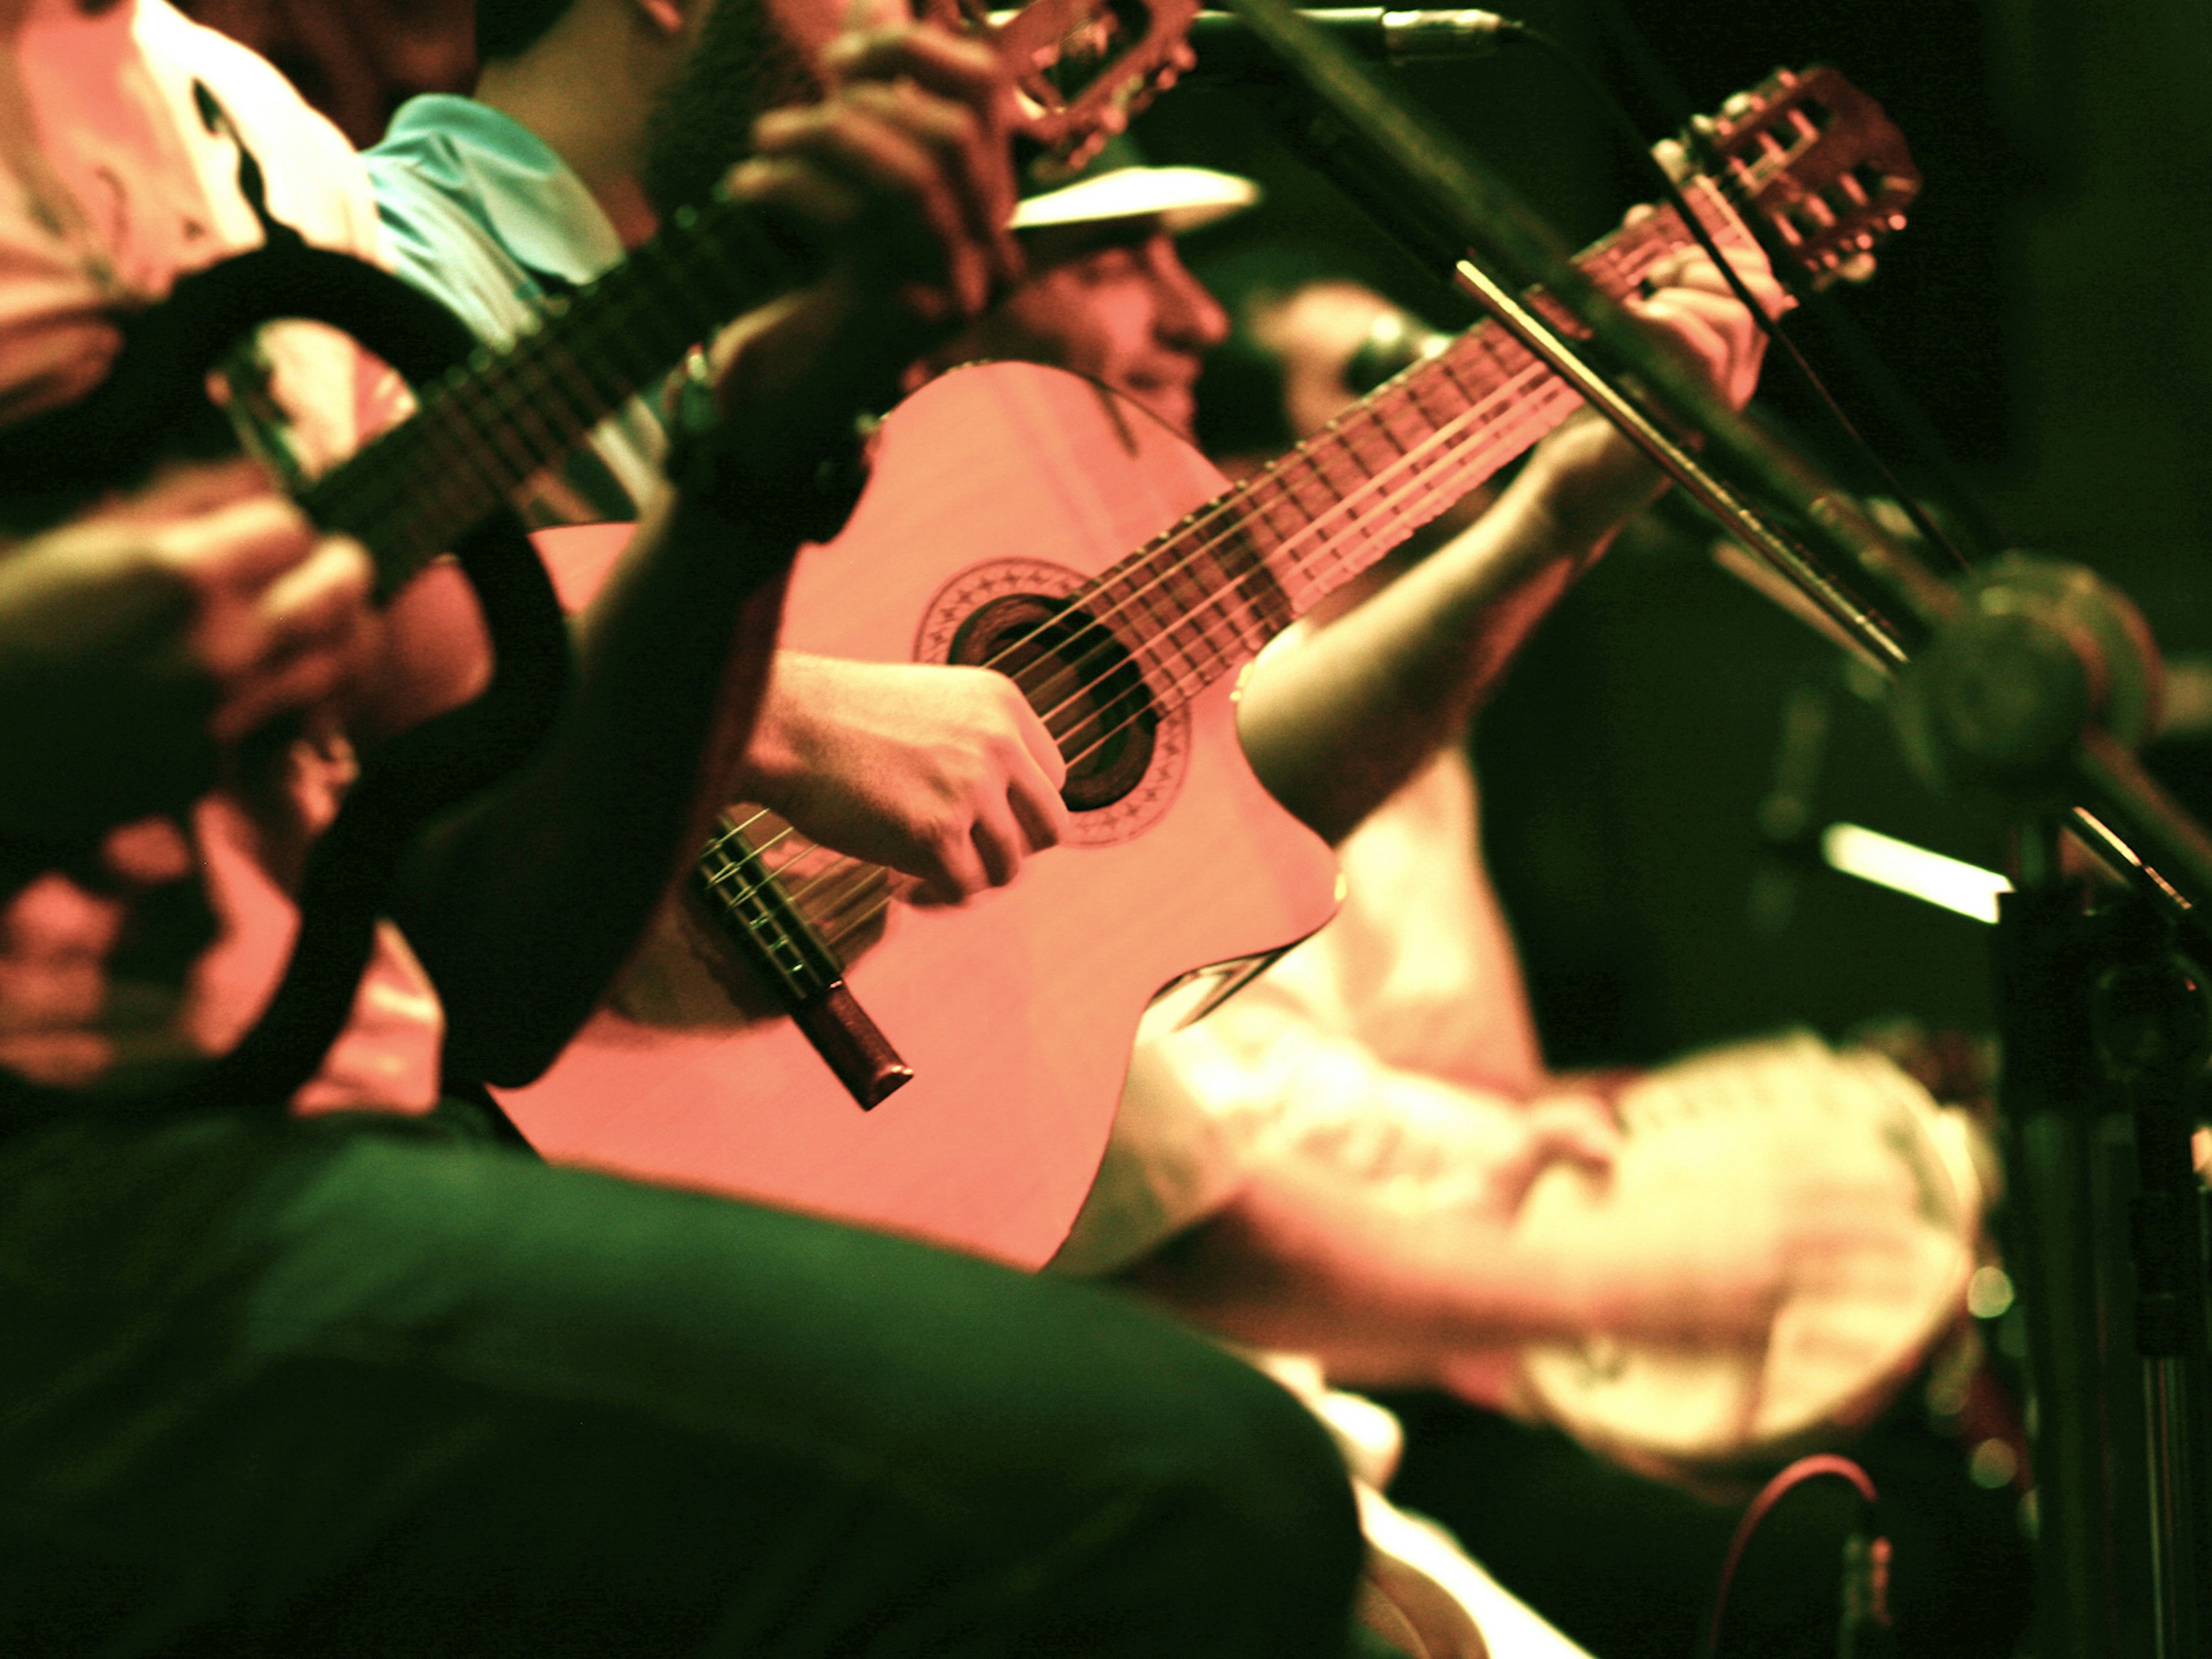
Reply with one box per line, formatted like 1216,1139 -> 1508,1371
1686,65 -> 1921,290
968,0 -> 1200,176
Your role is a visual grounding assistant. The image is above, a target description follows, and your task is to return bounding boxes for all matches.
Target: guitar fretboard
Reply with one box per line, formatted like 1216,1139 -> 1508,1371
301,197 -> 808,589
1035,181 -> 1768,752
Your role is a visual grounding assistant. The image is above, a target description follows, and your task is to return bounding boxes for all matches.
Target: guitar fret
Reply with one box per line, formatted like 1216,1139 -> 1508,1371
1398,364 -> 1458,428
990,174 -> 1797,734
1151,562 -> 1213,662
1370,387 -> 1434,455
1311,430 -> 1372,493
1338,414 -> 1403,478
1123,565 -> 1207,689
1252,466 -> 1313,532
480,354 -> 571,485
1153,527 -> 1289,670
498,318 -> 598,456
306,193 -> 805,582
1278,452 -> 1339,521
1171,542 -> 1268,672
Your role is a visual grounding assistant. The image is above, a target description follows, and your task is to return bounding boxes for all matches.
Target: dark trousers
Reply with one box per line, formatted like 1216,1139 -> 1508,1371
0,1109 -> 1367,1657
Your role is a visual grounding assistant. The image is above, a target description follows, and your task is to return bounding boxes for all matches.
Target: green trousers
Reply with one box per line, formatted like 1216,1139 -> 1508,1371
0,1108 -> 1369,1657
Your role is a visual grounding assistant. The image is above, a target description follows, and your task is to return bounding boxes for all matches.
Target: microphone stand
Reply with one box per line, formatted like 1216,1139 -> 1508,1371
1213,0 -> 2212,1650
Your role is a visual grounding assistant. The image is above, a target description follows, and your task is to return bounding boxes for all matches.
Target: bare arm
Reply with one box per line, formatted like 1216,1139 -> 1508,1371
384,24 -> 1026,1083
1123,1111 -> 1922,1404
1122,1149 -> 1612,1389
1236,415 -> 1664,844
1236,251 -> 1778,844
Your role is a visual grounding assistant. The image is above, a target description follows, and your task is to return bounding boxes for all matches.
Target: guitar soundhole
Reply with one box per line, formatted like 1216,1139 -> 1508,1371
949,594 -> 1156,813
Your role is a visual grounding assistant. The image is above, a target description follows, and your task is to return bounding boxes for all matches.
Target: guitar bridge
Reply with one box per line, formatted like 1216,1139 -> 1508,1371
692,817 -> 914,1109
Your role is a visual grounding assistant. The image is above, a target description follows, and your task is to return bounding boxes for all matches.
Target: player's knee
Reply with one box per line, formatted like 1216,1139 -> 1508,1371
1100,1344 -> 1365,1650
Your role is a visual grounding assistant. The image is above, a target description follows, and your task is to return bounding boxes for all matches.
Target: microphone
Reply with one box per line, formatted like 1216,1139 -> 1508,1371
1185,8 -> 1524,71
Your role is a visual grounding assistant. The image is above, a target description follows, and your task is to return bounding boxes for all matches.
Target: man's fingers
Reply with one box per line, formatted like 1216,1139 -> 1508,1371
908,830 -> 989,906
210,643 -> 355,742
725,153 -> 869,240
968,796 -> 1027,889
1630,286 -> 1767,408
752,98 -> 987,315
1001,678 -> 1069,792
755,29 -> 1023,309
151,494 -> 323,593
838,78 -> 1013,304
825,27 -> 1022,278
824,24 -> 1010,126
257,536 -> 375,652
1007,762 -> 1069,855
203,536 -> 375,737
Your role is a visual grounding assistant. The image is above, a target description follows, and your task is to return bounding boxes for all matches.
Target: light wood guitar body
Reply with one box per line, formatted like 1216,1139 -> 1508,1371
502,364 -> 1340,1267
498,66 -> 1925,1266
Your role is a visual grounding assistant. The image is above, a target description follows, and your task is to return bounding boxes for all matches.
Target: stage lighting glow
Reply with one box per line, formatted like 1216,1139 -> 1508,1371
1820,823 -> 2012,924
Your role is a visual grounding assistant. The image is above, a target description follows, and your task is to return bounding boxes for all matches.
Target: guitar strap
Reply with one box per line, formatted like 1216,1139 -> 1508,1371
0,89 -> 573,1129
191,79 -> 317,495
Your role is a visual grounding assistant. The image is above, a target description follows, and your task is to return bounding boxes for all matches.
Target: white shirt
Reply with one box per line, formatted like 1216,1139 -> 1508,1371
0,0 -> 441,1111
1063,747 -> 1555,1274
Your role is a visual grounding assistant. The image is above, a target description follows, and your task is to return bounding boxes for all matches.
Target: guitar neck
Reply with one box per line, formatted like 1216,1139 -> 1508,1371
301,196 -> 810,589
1062,181 -> 1772,739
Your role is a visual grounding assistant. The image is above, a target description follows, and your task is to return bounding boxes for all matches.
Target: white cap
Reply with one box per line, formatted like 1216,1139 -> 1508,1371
1011,163 -> 1261,235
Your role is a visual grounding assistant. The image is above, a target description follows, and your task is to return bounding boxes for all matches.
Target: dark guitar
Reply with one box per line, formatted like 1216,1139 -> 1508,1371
499,66 -> 1925,1267
0,0 -> 1198,1115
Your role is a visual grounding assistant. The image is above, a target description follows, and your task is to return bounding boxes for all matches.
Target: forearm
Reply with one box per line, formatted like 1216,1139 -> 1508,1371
1237,413 -> 1666,843
1120,1154 -> 1596,1387
392,488 -> 792,1083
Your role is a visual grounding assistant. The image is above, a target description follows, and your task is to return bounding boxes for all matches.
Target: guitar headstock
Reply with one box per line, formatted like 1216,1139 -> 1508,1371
1687,66 -> 1921,291
961,0 -> 1200,177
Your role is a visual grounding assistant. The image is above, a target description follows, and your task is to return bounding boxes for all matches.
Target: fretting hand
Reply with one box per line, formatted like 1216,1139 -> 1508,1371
1516,226 -> 1784,548
0,462 -> 376,840
703,19 -> 1025,477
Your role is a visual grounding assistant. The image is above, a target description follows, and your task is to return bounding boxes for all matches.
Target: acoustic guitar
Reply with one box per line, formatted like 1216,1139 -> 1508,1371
498,67 -> 1925,1267
0,0 -> 1194,1117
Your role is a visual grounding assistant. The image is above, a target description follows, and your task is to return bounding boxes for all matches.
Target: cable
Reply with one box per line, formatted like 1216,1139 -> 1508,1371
1698,1453 -> 1893,1659
1500,24 -> 1976,577
1522,16 -> 2012,565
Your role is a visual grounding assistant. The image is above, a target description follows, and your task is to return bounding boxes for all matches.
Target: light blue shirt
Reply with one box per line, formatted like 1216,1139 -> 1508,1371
366,94 -> 667,526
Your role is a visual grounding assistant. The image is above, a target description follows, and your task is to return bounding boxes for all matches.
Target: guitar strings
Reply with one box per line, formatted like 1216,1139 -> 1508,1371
710,297 -> 1625,941
1003,208 -> 1717,766
701,204 -> 1715,938
707,192 -> 1777,949
1002,181 -> 1768,762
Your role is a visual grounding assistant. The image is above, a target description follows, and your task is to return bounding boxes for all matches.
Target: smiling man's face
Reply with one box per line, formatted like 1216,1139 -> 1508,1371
938,217 -> 1230,440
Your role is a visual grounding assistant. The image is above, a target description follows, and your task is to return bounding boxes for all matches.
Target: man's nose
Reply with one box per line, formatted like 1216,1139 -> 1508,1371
1148,239 -> 1229,352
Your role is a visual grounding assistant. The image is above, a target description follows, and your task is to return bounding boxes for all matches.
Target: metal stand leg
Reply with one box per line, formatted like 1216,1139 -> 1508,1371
2092,911 -> 2212,1658
2001,842 -> 2212,1659
1998,859 -> 2123,1659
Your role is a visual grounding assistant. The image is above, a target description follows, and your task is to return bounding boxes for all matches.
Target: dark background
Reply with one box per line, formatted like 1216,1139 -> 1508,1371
183,0 -> 2212,1070
1137,0 -> 2212,1069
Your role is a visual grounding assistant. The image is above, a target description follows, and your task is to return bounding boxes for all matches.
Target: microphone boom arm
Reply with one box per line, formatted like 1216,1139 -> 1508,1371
1221,0 -> 2212,927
